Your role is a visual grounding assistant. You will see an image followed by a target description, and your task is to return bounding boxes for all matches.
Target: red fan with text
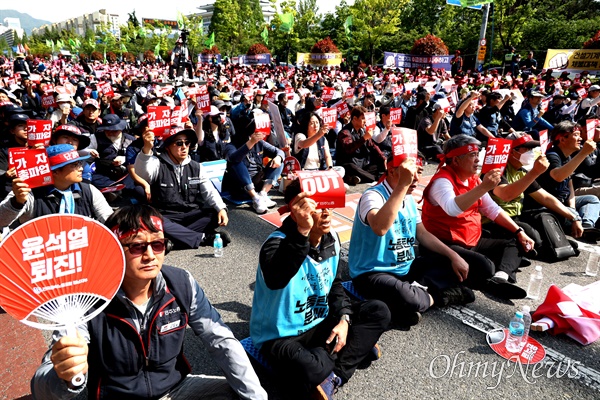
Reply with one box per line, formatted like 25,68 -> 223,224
0,214 -> 125,386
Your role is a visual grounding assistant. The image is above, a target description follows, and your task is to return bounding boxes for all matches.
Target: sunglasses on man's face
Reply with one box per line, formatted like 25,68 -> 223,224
174,140 -> 191,147
122,239 -> 166,256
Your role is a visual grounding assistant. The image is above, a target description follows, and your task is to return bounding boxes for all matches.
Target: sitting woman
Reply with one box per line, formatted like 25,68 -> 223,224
293,111 -> 345,177
195,106 -> 235,162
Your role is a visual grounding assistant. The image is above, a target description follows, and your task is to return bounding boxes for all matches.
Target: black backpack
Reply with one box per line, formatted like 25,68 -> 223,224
531,212 -> 577,261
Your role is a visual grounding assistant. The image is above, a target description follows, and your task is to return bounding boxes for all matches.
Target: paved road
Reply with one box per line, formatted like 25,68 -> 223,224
10,168 -> 600,400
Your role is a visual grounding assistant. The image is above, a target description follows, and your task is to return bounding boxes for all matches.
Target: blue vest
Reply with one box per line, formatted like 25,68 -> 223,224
348,183 -> 419,279
250,230 -> 340,349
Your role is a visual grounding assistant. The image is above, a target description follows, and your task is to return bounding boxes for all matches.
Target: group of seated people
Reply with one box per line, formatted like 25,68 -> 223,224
1,66 -> 600,400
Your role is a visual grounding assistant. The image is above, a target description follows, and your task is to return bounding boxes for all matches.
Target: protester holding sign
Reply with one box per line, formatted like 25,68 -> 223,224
449,91 -> 494,139
511,91 -> 554,139
293,112 -> 337,173
250,179 -> 390,400
134,126 -> 230,249
422,135 -> 535,300
72,98 -> 102,135
475,91 -> 515,139
349,152 -> 475,328
49,94 -> 75,127
0,144 -> 113,229
31,205 -> 267,400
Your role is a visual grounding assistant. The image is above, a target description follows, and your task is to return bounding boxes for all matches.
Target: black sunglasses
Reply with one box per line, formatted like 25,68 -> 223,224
174,140 -> 191,147
122,239 -> 166,256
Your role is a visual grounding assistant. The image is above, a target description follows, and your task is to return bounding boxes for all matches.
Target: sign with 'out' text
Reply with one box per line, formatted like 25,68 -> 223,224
296,170 -> 345,209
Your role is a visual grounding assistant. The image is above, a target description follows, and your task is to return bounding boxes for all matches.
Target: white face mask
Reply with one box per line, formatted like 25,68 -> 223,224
518,150 -> 536,170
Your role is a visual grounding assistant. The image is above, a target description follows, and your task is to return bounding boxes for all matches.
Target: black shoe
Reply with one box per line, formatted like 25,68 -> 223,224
520,257 -> 532,268
582,227 -> 600,242
357,343 -> 382,370
485,279 -> 527,300
439,286 -> 475,307
390,311 -> 422,329
201,229 -> 232,247
348,176 -> 361,186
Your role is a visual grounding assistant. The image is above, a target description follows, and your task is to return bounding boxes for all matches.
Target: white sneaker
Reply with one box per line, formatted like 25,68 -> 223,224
252,196 -> 267,214
260,192 -> 276,208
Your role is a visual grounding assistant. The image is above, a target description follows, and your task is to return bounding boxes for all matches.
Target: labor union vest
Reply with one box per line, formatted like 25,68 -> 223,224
32,183 -> 95,219
150,153 -> 203,213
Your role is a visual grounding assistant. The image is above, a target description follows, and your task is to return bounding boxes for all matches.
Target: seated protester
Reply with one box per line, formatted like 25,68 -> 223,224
293,111 -> 344,178
134,126 -> 230,249
544,94 -> 571,125
0,144 -> 113,229
87,114 -> 135,190
422,135 -> 535,299
511,91 -> 554,139
250,181 -> 390,400
103,92 -> 135,128
72,98 -> 102,135
336,106 -> 386,185
31,205 -> 267,400
573,127 -> 600,199
195,106 -> 235,162
226,113 -> 285,214
417,102 -> 449,161
529,121 -> 600,239
402,90 -> 430,131
212,99 -> 237,139
50,94 -> 76,127
349,154 -> 474,327
573,84 -> 600,124
15,76 -> 41,115
294,96 -> 323,135
360,92 -> 376,112
475,91 -> 515,139
50,125 -> 94,184
449,91 -> 494,140
373,106 -> 395,167
277,92 -> 294,140
485,133 -> 585,246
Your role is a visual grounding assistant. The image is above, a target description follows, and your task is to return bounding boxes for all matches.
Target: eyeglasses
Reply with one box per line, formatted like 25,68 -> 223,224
122,239 -> 166,256
174,140 -> 191,147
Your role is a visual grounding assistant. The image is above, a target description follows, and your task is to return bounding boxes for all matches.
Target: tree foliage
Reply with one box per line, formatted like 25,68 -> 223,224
411,34 -> 448,56
311,37 -> 340,54
247,43 -> 270,55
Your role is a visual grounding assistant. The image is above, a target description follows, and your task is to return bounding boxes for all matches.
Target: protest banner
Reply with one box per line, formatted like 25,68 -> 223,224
41,94 -> 57,109
254,113 -> 271,137
9,148 -> 54,188
364,112 -> 377,135
322,108 -> 337,130
539,130 -> 550,155
26,120 -> 52,147
322,87 -> 335,102
197,85 -> 211,114
296,170 -> 345,209
543,49 -> 600,72
586,119 -> 598,141
147,106 -> 172,137
384,52 -> 452,71
481,137 -> 512,174
391,127 -> 418,167
390,108 -> 402,125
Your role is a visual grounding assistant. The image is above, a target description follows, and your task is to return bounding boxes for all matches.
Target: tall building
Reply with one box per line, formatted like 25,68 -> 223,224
192,0 -> 276,33
1,18 -> 24,47
32,10 -> 120,39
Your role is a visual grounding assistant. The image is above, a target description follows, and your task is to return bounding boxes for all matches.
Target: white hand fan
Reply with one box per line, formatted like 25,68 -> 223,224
0,214 -> 125,386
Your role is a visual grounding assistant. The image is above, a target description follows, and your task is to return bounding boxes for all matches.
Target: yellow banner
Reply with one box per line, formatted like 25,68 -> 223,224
296,53 -> 342,67
543,49 -> 600,72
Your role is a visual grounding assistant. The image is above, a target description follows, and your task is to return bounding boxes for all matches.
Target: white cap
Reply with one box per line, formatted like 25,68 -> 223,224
535,265 -> 542,271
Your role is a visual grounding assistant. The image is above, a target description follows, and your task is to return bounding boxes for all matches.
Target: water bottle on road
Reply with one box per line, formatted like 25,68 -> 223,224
519,306 -> 531,351
214,234 -> 223,258
526,266 -> 543,300
505,311 -> 525,353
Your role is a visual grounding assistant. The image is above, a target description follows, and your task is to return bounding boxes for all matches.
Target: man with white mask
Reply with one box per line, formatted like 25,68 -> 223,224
484,132 -> 585,247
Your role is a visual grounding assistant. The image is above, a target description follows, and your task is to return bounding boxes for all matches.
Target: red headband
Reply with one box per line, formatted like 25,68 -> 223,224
49,149 -> 80,167
437,144 -> 479,164
111,216 -> 164,240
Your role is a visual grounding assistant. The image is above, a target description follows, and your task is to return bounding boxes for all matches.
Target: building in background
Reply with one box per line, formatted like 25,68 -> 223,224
0,18 -> 24,47
192,0 -> 276,33
32,10 -> 120,39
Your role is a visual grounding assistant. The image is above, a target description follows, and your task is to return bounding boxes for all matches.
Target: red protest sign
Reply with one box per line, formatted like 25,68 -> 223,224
481,137 -> 512,174
322,87 -> 335,102
539,99 -> 550,113
254,113 -> 271,137
8,146 -> 27,169
83,87 -> 92,98
40,83 -> 54,94
179,99 -> 190,123
322,108 -> 337,130
296,170 -> 345,209
335,101 -> 349,117
365,83 -> 374,95
243,87 -> 255,101
41,94 -> 57,109
392,85 -> 403,98
147,106 -> 172,137
285,86 -> 295,100
577,88 -> 587,98
391,127 -> 418,167
364,112 -> 377,135
390,108 -> 402,125
265,91 -> 277,103
586,119 -> 598,141
98,81 -> 114,97
437,98 -> 451,113
9,148 -> 54,189
197,85 -> 211,114
26,120 -> 53,147
170,106 -> 183,127
283,156 -> 301,175
64,82 -> 76,96
344,87 -> 354,99
539,130 -> 550,155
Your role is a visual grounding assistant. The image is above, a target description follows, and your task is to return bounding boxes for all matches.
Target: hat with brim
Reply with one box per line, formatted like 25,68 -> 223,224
53,125 -> 91,149
56,93 -> 75,106
46,144 -> 91,171
161,126 -> 198,148
8,113 -> 29,126
507,133 -> 540,149
528,91 -> 544,98
589,85 -> 600,92
97,114 -> 128,131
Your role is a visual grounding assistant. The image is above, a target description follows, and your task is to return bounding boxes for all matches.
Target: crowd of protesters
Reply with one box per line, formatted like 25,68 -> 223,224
1,48 -> 600,399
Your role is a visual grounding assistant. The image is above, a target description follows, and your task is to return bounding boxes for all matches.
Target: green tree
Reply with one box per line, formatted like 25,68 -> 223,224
210,0 -> 241,56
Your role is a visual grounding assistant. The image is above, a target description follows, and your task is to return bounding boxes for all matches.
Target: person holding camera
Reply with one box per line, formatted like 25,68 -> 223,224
169,34 -> 194,80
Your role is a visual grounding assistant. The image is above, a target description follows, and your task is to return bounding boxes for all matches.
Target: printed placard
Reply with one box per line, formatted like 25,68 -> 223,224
243,87 -> 254,101
586,119 -> 598,141
539,99 -> 550,113
321,87 -> 335,102
285,86 -> 295,100
364,112 -> 377,135
296,170 -> 345,209
322,108 -> 337,130
539,130 -> 550,155
481,137 -> 512,174
577,88 -> 587,98
197,85 -> 211,114
335,101 -> 349,117
26,120 -> 52,147
98,81 -> 114,97
436,97 -> 451,113
9,148 -> 54,189
254,113 -> 271,137
147,106 -> 172,137
390,108 -> 402,125
40,83 -> 54,94
391,127 -> 418,167
282,156 -> 301,176
265,91 -> 277,103
344,87 -> 355,99
41,94 -> 57,109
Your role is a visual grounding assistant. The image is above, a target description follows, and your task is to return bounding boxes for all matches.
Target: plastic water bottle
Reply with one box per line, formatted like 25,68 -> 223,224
505,311 -> 525,353
526,266 -> 543,300
213,234 -> 223,258
519,306 -> 532,351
